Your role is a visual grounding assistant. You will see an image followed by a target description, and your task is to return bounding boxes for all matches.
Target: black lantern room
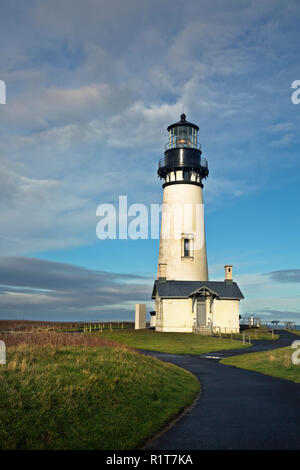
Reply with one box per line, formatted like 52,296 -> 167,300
158,113 -> 209,187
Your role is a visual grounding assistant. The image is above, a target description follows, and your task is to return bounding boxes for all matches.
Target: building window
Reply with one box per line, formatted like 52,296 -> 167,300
181,234 -> 194,258
158,299 -> 163,320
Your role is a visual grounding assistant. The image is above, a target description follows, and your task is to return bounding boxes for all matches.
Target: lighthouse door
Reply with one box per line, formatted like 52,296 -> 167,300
196,297 -> 206,326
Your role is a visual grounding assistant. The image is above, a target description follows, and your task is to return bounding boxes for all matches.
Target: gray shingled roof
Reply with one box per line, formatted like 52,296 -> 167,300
152,280 -> 244,300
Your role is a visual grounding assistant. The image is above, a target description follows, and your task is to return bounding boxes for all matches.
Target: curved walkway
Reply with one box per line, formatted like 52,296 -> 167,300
142,330 -> 300,450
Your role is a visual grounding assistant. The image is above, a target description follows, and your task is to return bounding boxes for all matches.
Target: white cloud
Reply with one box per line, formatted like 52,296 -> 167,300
0,0 -> 299,273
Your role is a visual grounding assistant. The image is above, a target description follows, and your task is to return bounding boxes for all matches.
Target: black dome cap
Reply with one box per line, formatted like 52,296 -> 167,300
167,113 -> 199,132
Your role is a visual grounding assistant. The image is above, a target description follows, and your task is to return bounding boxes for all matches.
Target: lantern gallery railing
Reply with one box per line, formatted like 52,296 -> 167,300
158,154 -> 208,171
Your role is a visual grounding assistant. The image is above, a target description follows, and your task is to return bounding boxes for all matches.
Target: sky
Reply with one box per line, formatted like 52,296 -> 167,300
0,0 -> 299,324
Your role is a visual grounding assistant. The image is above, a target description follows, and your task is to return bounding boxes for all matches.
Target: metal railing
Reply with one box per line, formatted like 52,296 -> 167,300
158,154 -> 208,170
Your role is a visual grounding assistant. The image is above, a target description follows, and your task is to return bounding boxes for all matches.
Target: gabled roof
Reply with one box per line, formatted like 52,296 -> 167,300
152,280 -> 244,300
189,285 -> 220,298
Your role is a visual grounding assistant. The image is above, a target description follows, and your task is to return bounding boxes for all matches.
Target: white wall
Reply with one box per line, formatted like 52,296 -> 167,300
212,299 -> 240,333
155,297 -> 193,332
157,183 -> 208,281
154,287 -> 241,334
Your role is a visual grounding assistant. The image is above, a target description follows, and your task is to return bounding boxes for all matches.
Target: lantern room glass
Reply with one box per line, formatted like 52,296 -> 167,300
167,126 -> 198,149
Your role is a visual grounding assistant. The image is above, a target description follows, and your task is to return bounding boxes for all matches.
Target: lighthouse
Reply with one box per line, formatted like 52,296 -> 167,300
151,114 -> 244,333
157,113 -> 209,282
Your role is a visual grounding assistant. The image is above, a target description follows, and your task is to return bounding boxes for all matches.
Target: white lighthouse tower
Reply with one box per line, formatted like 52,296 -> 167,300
156,113 -> 209,282
151,114 -> 244,333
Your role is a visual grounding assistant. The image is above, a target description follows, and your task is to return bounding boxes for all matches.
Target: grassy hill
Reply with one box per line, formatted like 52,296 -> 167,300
0,332 -> 199,450
221,346 -> 300,383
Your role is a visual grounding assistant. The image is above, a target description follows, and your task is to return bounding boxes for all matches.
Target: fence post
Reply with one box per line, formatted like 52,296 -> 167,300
243,331 -> 245,345
248,334 -> 251,344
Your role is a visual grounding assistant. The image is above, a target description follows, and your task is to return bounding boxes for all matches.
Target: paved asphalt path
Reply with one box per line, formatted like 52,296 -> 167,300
141,330 -> 300,450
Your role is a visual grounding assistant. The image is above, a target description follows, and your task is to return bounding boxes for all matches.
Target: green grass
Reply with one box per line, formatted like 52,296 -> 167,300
0,345 -> 199,450
237,328 -> 279,340
221,346 -> 300,383
100,329 -> 251,354
287,329 -> 300,336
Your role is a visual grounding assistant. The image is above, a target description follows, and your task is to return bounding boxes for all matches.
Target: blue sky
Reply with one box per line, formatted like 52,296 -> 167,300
0,0 -> 299,323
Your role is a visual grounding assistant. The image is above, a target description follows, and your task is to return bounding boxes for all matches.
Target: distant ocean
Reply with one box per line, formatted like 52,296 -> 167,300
264,324 -> 300,330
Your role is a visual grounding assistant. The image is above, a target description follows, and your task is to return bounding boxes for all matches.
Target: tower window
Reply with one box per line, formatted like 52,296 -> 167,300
181,234 -> 194,258
183,170 -> 191,181
184,239 -> 191,257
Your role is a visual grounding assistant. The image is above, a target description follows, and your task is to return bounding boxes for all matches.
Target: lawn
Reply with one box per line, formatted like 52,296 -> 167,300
100,329 -> 251,354
221,346 -> 300,383
237,328 -> 279,340
0,340 -> 199,450
287,329 -> 300,336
